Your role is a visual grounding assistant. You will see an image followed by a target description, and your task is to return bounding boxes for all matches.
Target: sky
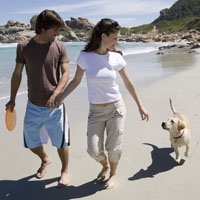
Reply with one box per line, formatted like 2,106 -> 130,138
0,0 -> 177,27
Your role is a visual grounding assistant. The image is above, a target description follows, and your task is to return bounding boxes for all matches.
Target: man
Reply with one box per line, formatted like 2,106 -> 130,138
5,10 -> 70,187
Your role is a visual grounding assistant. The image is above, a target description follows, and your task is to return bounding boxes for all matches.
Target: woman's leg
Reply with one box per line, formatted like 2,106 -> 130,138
87,106 -> 109,181
97,158 -> 110,182
104,161 -> 118,189
105,100 -> 126,189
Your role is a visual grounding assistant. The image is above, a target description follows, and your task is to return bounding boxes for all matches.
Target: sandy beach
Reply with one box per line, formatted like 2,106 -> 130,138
0,49 -> 200,200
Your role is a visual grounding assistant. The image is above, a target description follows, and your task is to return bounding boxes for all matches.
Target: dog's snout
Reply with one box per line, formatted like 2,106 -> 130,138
161,122 -> 165,128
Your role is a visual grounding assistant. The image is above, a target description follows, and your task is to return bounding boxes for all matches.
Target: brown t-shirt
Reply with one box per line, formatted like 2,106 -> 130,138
16,38 -> 69,106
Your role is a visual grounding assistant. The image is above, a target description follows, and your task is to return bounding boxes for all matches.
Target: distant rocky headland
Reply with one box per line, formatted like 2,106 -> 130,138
1,0 -> 200,51
1,16 -> 200,46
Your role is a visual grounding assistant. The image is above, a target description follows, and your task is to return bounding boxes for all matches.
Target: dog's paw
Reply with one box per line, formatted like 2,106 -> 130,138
185,152 -> 191,158
184,152 -> 188,157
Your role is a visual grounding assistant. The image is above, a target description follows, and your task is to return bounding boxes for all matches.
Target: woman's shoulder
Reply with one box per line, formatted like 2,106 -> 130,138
77,51 -> 91,62
108,50 -> 126,67
108,50 -> 123,59
108,49 -> 123,56
79,51 -> 94,57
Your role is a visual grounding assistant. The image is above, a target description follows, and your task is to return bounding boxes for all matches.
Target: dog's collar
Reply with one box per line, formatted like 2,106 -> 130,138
173,131 -> 184,140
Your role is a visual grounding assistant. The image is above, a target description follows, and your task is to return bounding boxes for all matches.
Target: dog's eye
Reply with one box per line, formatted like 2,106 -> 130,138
171,120 -> 175,124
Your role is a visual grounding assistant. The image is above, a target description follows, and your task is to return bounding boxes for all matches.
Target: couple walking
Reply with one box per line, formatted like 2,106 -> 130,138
6,10 -> 149,189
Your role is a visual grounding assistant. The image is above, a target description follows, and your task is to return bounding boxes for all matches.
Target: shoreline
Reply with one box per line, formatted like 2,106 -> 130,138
1,43 -> 198,101
0,47 -> 200,199
0,41 -> 164,100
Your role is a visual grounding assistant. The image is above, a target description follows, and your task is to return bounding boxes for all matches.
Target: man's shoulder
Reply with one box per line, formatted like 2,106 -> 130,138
53,39 -> 65,47
18,38 -> 33,48
51,39 -> 67,53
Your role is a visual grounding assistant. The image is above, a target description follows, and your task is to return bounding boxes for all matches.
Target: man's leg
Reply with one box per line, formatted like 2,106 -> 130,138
57,146 -> 69,187
31,145 -> 52,179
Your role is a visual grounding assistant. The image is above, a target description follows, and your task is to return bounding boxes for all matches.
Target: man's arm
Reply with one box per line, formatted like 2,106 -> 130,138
46,62 -> 69,108
5,63 -> 24,111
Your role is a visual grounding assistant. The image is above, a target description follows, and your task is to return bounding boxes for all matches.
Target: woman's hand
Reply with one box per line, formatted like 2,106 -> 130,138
54,94 -> 63,108
46,92 -> 63,109
138,106 -> 149,121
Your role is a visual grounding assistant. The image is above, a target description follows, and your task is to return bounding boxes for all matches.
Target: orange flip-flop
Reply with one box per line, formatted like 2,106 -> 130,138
5,108 -> 17,131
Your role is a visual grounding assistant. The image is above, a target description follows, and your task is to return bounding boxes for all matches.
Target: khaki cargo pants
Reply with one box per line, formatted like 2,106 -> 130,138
87,99 -> 126,163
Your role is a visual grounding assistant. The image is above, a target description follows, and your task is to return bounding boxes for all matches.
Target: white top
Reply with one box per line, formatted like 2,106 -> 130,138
77,51 -> 126,104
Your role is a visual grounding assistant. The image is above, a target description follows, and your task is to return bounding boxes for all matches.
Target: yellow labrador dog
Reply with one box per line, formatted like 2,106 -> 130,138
161,98 -> 191,163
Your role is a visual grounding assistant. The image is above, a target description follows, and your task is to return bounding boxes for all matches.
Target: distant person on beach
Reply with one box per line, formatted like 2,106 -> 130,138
54,18 -> 149,189
5,10 -> 70,187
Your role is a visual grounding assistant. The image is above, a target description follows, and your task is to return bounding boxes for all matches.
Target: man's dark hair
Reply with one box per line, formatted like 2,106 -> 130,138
35,10 -> 65,34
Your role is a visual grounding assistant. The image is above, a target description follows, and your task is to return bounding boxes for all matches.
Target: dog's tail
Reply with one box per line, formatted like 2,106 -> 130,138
169,98 -> 177,114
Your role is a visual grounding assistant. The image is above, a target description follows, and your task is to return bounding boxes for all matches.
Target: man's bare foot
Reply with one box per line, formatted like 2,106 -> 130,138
57,172 -> 69,188
36,158 -> 52,179
97,166 -> 110,183
104,175 -> 116,189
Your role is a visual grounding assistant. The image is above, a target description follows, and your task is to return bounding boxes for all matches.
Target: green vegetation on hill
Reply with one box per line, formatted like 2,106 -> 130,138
154,17 -> 200,32
130,24 -> 154,34
130,0 -> 200,33
121,24 -> 154,35
153,0 -> 200,22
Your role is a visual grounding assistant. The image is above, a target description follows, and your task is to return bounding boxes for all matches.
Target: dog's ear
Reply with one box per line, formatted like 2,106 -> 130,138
178,121 -> 185,130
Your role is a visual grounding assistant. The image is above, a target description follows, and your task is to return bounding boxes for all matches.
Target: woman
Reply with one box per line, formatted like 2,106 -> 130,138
55,18 -> 149,189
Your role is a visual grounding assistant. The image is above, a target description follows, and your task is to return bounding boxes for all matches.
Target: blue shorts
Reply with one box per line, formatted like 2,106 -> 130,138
23,100 -> 70,149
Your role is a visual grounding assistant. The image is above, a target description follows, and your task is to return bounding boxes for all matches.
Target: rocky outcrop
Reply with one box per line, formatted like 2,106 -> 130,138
120,29 -> 200,43
0,20 -> 31,43
65,17 -> 94,30
30,15 -> 38,30
1,15 -> 200,46
64,17 -> 94,41
0,17 -> 95,43
63,30 -> 80,41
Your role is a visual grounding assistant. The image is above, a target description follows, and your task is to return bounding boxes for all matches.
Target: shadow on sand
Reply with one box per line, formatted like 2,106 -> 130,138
128,143 -> 185,181
0,175 -> 105,200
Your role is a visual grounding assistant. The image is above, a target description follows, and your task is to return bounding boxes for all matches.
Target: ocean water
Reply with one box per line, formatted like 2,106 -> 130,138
0,41 -> 193,100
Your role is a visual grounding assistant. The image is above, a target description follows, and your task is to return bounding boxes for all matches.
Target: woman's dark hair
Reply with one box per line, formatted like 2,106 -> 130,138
35,10 -> 65,34
84,18 -> 120,52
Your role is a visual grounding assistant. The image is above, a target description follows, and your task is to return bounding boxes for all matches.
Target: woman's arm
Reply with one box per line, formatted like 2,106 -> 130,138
119,67 -> 149,121
55,65 -> 85,106
46,62 -> 69,108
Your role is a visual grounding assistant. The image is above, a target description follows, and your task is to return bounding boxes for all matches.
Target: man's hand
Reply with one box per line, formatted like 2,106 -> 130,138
5,100 -> 15,112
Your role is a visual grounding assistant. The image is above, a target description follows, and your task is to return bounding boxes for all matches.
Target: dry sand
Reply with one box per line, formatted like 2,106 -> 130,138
0,50 -> 200,200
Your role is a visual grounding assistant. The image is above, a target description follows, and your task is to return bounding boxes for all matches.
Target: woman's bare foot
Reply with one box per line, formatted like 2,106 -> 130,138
36,158 -> 52,179
97,166 -> 110,183
104,175 -> 116,189
57,172 -> 69,187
